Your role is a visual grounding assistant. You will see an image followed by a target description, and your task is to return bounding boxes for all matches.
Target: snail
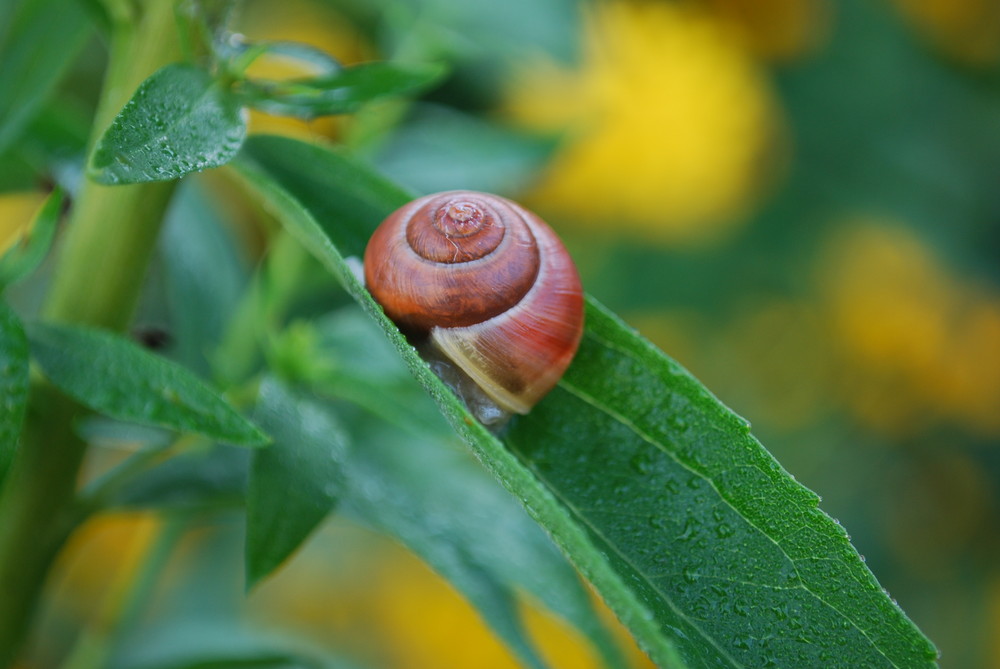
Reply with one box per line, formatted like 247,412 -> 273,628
364,190 -> 584,424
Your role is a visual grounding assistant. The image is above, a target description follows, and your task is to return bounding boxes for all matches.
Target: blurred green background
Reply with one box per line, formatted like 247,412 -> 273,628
3,0 -> 999,667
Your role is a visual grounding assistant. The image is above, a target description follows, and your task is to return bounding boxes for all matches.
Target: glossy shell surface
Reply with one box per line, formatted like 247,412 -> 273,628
364,190 -> 584,414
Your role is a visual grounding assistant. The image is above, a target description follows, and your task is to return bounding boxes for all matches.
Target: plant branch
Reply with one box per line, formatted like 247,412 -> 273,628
0,1 -> 182,664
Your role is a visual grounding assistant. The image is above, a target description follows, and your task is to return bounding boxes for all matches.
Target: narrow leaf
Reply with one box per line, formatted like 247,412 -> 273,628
224,39 -> 343,78
0,187 -> 62,289
108,445 -> 249,511
161,182 -> 249,376
302,307 -> 627,668
27,323 -> 267,446
373,104 -> 556,195
246,378 -> 346,590
108,621 -> 348,669
239,61 -> 445,119
0,302 -> 29,486
230,136 -> 687,666
341,415 -> 623,669
250,372 -> 602,669
230,135 -> 936,668
507,301 -> 939,668
0,0 -> 90,154
89,64 -> 247,185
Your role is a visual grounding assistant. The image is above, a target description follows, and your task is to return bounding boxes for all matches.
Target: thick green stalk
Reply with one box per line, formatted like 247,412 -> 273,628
0,385 -> 87,666
44,0 -> 180,330
0,1 -> 181,664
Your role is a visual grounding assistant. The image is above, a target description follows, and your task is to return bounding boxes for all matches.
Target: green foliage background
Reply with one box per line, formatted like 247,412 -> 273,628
1,0 -> 997,667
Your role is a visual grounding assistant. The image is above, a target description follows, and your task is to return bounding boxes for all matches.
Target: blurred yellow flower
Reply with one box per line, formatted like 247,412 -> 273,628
253,522 -> 653,669
369,552 -> 599,669
506,1 -> 783,244
0,191 -> 48,256
890,0 -> 1000,64
49,512 -> 161,623
819,221 -> 1000,436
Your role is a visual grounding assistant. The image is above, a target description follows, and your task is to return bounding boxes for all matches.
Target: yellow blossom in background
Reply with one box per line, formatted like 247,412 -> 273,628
252,523 -> 654,669
818,221 -> 1000,437
369,550 -> 611,669
44,511 -> 161,646
505,1 -> 783,245
0,191 -> 48,256
704,0 -> 832,62
890,0 -> 1000,64
236,0 -> 374,140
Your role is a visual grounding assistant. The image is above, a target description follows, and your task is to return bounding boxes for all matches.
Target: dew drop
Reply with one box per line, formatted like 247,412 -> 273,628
715,523 -> 735,539
630,451 -> 654,475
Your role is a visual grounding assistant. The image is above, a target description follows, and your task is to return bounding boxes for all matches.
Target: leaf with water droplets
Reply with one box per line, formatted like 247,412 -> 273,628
245,378 -> 346,590
89,64 -> 247,185
506,301 -> 939,668
230,135 -> 937,669
27,322 -> 266,446
0,301 -> 29,486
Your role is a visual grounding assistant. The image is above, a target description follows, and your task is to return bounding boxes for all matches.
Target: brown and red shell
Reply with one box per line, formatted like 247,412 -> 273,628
364,190 -> 584,414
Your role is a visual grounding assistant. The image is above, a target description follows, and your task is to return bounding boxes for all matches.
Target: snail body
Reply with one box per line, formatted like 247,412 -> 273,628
364,191 -> 584,418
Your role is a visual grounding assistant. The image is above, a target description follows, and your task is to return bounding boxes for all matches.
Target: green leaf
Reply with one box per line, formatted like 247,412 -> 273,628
341,413 -> 625,669
230,136 -> 411,267
345,421 -> 552,669
508,301 -> 939,667
277,307 -> 626,666
239,61 -> 446,119
275,311 -> 454,436
230,136 -> 686,666
373,104 -> 555,195
0,187 -> 62,290
251,372 -> 621,669
223,39 -> 343,78
27,323 -> 267,446
246,378 -> 346,590
0,0 -> 91,154
230,135 -> 936,668
161,181 -> 249,377
108,445 -> 248,511
0,302 -> 29,486
108,621 -> 351,669
89,64 -> 247,185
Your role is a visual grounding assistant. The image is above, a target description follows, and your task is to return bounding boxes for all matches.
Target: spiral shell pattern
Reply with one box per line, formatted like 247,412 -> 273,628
364,191 -> 584,414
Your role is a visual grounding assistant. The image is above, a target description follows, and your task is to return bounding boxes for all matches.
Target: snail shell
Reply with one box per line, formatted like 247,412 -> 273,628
364,190 -> 584,416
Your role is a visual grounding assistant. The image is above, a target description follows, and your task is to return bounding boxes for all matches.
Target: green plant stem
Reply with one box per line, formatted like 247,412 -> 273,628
0,1 -> 181,665
45,0 -> 180,330
0,385 -> 86,666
